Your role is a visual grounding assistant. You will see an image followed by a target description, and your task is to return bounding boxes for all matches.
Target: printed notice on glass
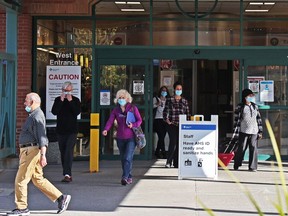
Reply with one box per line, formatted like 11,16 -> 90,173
178,115 -> 218,180
46,66 -> 81,120
260,80 -> 274,102
133,80 -> 144,95
100,90 -> 110,105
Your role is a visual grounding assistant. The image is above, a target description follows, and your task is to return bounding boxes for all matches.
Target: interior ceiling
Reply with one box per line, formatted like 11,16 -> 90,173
95,0 -> 288,16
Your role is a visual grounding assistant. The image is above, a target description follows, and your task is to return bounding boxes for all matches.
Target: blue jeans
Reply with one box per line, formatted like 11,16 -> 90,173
116,138 -> 136,179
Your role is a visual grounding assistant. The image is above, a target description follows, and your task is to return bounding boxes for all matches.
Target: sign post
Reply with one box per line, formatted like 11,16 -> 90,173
178,115 -> 218,180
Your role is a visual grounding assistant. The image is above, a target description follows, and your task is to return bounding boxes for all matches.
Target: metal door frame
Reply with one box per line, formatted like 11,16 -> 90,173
94,58 -> 153,160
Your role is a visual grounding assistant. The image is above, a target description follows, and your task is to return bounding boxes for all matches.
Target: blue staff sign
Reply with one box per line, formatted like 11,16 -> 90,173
178,115 -> 218,180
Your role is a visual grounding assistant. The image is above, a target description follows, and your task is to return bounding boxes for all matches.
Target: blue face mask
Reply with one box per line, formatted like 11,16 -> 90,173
175,90 -> 182,96
118,99 -> 127,106
161,91 -> 167,97
25,106 -> 32,113
246,96 -> 255,103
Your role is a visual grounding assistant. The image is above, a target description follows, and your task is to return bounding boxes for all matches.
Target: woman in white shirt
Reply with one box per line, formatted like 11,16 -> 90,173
153,86 -> 170,159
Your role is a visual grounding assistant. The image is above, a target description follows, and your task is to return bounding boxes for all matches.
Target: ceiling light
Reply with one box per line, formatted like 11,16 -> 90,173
127,1 -> 141,4
249,2 -> 263,5
37,48 -> 58,55
245,9 -> 269,12
115,1 -> 126,4
264,2 -> 275,5
115,1 -> 141,4
249,2 -> 275,6
121,8 -> 145,12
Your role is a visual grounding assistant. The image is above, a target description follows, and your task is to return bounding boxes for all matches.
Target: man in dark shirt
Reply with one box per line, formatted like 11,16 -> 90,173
7,92 -> 71,216
52,81 -> 81,183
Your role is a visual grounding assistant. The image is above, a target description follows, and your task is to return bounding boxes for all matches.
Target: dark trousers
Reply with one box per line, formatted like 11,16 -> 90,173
166,124 -> 179,167
57,133 -> 77,176
234,132 -> 258,170
154,119 -> 167,154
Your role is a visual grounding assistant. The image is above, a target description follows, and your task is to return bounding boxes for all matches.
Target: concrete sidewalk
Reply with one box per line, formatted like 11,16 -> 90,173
0,159 -> 287,216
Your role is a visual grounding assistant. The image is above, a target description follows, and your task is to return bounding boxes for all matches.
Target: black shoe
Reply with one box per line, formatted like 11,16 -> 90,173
7,208 -> 30,216
234,166 -> 239,170
249,168 -> 257,172
61,175 -> 72,183
121,178 -> 128,186
57,195 -> 71,214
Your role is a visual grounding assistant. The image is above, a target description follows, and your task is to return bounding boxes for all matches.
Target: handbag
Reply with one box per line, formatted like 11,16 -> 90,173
127,106 -> 146,149
132,126 -> 146,149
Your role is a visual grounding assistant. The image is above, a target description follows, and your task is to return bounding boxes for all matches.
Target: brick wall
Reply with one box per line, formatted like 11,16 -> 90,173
0,13 -> 6,52
16,14 -> 33,144
23,0 -> 90,15
6,0 -> 91,145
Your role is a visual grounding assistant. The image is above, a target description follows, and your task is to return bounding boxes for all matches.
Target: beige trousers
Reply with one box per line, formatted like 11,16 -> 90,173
15,146 -> 62,209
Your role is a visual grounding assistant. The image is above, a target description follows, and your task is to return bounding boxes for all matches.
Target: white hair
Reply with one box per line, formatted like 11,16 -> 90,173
114,89 -> 133,104
27,92 -> 41,104
62,81 -> 73,90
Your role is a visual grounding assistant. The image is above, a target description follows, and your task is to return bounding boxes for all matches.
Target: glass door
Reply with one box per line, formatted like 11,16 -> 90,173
245,64 -> 288,158
96,59 -> 153,160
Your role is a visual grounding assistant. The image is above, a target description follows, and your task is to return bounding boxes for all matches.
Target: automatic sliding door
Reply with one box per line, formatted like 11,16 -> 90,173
97,60 -> 151,160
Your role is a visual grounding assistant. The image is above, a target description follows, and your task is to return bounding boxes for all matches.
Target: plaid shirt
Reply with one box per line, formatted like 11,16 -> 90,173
232,102 -> 263,140
163,96 -> 190,126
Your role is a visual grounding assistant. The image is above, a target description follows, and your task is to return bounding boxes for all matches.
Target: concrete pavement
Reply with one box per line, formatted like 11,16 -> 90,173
0,159 -> 287,216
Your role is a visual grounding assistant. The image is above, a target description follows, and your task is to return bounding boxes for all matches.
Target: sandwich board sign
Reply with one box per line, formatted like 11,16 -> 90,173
178,115 -> 218,180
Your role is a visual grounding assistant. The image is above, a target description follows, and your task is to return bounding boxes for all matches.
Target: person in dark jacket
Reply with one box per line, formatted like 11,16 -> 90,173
52,81 -> 81,182
232,88 -> 263,171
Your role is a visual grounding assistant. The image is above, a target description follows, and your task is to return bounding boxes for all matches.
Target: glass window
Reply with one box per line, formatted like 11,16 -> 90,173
260,110 -> 288,157
198,21 -> 240,46
95,20 -> 150,46
243,0 -> 288,18
247,65 -> 288,106
153,20 -> 195,46
37,20 -> 93,46
243,21 -> 288,46
36,47 -> 92,119
95,0 -> 149,16
153,1 -> 241,18
100,64 -> 146,105
247,65 -> 288,156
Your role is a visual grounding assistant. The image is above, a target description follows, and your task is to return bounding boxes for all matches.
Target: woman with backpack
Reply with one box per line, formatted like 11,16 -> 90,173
233,88 -> 263,172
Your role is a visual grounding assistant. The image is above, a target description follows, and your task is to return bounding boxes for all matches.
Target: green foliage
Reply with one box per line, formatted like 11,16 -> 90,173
100,65 -> 127,88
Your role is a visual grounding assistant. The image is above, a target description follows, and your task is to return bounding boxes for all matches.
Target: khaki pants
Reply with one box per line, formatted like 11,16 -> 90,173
15,146 -> 62,209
